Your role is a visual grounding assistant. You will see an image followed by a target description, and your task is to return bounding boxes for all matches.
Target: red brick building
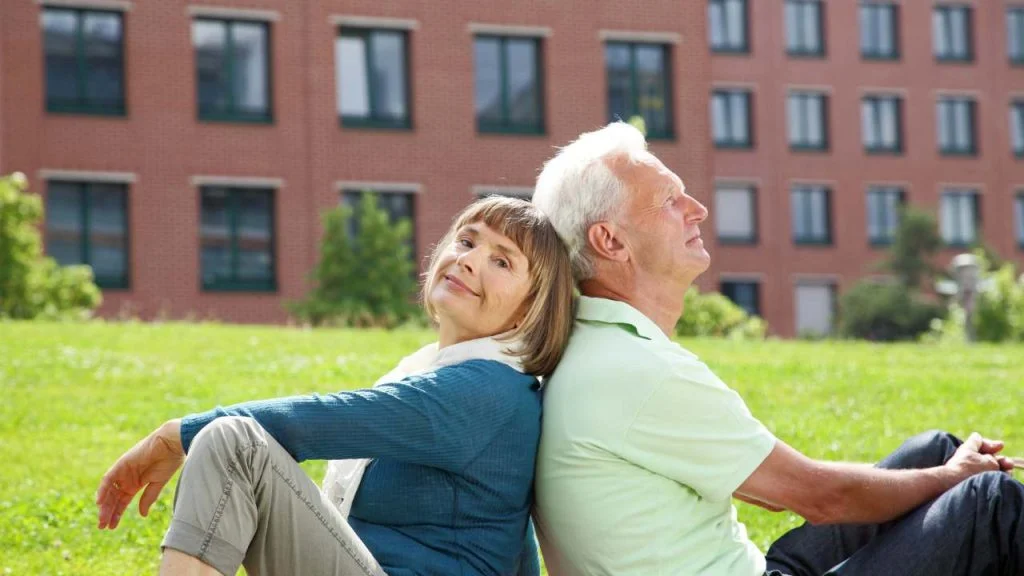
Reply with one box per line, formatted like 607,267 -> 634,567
1,0 -> 1022,336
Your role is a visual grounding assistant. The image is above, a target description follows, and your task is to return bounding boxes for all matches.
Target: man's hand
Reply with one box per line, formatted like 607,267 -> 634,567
96,419 -> 185,530
945,432 -> 1013,482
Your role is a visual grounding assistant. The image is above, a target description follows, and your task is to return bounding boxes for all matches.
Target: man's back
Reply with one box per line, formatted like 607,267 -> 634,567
534,297 -> 774,576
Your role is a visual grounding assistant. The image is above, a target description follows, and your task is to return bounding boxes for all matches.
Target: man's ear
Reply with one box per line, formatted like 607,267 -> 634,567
586,221 -> 629,263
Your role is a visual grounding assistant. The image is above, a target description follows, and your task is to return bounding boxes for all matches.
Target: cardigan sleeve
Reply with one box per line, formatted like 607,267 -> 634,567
180,359 -> 534,473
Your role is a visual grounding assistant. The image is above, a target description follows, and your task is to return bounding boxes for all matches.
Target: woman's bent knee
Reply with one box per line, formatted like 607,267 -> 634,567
188,416 -> 267,456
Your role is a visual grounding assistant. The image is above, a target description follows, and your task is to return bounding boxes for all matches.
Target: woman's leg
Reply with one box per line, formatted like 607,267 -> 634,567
160,416 -> 386,576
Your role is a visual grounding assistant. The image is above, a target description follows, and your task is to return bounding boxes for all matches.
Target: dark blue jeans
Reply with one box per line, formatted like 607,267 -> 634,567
764,431 -> 1024,576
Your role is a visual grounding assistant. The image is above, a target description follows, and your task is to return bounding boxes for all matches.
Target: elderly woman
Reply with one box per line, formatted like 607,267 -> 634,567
95,197 -> 575,576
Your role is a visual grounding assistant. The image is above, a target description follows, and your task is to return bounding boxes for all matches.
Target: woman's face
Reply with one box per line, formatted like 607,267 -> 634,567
429,222 -> 533,345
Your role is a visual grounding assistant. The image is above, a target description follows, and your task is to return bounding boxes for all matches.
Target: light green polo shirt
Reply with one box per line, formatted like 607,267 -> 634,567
535,296 -> 776,576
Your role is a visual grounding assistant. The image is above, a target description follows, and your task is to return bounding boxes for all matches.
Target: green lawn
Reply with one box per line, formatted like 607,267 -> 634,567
1,321 -> 1022,574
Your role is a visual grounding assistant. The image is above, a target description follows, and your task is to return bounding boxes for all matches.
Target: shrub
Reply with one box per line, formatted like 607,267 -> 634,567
675,287 -> 767,340
289,193 -> 419,327
838,281 -> 945,341
0,173 -> 101,320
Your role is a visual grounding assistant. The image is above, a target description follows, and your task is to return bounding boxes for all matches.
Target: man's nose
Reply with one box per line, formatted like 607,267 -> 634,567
684,194 -> 709,223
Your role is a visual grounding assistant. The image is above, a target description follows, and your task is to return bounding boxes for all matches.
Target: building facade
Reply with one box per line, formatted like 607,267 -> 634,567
1,0 -> 1022,336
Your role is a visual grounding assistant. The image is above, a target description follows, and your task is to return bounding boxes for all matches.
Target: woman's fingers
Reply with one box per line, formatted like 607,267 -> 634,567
138,481 -> 166,517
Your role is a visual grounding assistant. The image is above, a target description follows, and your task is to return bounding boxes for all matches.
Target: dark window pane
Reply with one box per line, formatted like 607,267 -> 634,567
635,45 -> 669,134
506,38 -> 539,126
46,182 -> 84,266
342,191 -> 415,258
1012,104 -> 1024,154
792,186 -> 830,243
371,31 -> 407,121
236,191 -> 273,282
1010,10 -> 1024,62
605,43 -> 633,122
786,0 -> 822,55
43,10 -> 80,107
88,183 -> 127,283
194,20 -> 229,115
474,37 -> 503,124
1015,195 -> 1024,245
231,22 -> 269,116
722,281 -> 760,316
82,12 -> 123,109
201,188 -> 232,285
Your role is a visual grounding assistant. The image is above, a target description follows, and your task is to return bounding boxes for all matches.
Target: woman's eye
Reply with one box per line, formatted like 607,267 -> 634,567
458,238 -> 473,248
495,258 -> 510,269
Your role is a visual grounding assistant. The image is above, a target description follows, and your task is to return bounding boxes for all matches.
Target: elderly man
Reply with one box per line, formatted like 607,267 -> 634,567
531,122 -> 1024,576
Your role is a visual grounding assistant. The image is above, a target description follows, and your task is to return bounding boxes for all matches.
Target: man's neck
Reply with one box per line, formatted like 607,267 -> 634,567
579,274 -> 690,337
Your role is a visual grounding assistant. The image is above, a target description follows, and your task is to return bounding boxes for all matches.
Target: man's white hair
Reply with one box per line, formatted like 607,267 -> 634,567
533,122 -> 649,281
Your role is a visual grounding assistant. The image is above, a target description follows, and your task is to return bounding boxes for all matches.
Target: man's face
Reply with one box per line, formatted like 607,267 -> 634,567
611,152 -> 710,283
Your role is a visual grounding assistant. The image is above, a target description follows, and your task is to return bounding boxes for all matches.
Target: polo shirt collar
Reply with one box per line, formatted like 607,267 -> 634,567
576,296 -> 672,343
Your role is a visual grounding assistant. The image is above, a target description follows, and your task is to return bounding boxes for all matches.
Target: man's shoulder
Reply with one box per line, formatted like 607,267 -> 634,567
558,320 -> 705,377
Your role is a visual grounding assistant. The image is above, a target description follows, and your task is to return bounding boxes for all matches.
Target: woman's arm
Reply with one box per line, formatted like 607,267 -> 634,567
180,360 -> 530,472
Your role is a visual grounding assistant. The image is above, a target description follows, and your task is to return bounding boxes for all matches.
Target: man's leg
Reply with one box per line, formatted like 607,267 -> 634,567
764,430 -> 961,576
825,471 -> 1024,575
161,416 -> 386,576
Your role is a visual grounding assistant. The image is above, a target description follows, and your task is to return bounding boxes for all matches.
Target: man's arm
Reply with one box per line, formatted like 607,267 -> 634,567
736,433 -> 1013,525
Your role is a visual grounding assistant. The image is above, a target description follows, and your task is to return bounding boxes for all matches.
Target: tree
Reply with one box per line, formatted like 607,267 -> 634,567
881,208 -> 942,290
0,173 -> 101,320
289,193 -> 418,327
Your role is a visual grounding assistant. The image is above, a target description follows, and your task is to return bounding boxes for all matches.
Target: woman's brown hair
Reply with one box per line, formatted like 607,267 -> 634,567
422,196 -> 575,377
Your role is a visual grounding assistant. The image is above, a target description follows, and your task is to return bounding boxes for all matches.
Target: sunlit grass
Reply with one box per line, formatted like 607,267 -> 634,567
1,321 -> 1021,574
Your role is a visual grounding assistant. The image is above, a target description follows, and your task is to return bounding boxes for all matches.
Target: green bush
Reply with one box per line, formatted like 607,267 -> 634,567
675,287 -> 767,340
838,281 -> 945,341
289,193 -> 419,328
0,173 -> 101,320
924,252 -> 1024,343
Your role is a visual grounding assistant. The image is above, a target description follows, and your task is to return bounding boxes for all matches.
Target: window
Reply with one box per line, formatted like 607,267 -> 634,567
473,187 -> 533,200
474,36 -> 544,134
709,0 -> 748,53
715,185 -> 757,244
785,0 -> 824,56
862,95 -> 902,153
337,28 -> 410,129
721,280 -> 760,317
795,282 -> 835,337
342,190 -> 416,258
933,5 -> 972,62
1016,194 -> 1024,247
860,3 -> 899,59
1010,8 -> 1024,64
1011,101 -> 1024,157
200,187 -> 275,291
792,185 -> 831,245
193,18 -> 271,123
606,42 -> 673,139
940,189 -> 979,246
45,181 -> 129,289
788,91 -> 828,151
866,186 -> 905,246
936,97 -> 976,155
711,89 -> 752,148
42,8 -> 125,115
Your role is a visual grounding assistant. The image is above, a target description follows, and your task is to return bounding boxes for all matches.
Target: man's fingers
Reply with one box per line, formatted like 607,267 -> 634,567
963,432 -> 983,451
979,438 -> 1005,455
139,481 -> 166,517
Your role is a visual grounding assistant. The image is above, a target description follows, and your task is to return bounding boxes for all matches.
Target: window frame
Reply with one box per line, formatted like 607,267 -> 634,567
42,7 -> 127,116
45,180 -> 130,290
862,94 -> 903,154
939,189 -> 980,248
1011,100 -> 1024,158
1010,8 -> 1024,65
474,34 -> 545,136
193,17 -> 274,124
788,91 -> 830,152
340,189 -> 418,262
709,0 -> 750,54
860,2 -> 900,60
720,279 -> 761,317
199,186 -> 277,292
711,89 -> 754,149
604,41 -> 675,140
714,185 -> 758,244
937,97 -> 977,156
791,185 -> 833,246
865,185 -> 906,247
337,27 -> 413,130
785,0 -> 826,58
933,5 -> 974,63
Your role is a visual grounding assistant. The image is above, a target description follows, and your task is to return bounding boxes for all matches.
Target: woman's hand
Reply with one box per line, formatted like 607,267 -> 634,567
96,419 -> 185,530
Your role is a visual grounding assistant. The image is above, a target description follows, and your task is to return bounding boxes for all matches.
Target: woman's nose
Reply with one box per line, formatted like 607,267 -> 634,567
455,249 -> 478,274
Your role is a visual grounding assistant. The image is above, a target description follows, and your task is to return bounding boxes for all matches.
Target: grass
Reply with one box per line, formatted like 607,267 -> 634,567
1,321 -> 1022,574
